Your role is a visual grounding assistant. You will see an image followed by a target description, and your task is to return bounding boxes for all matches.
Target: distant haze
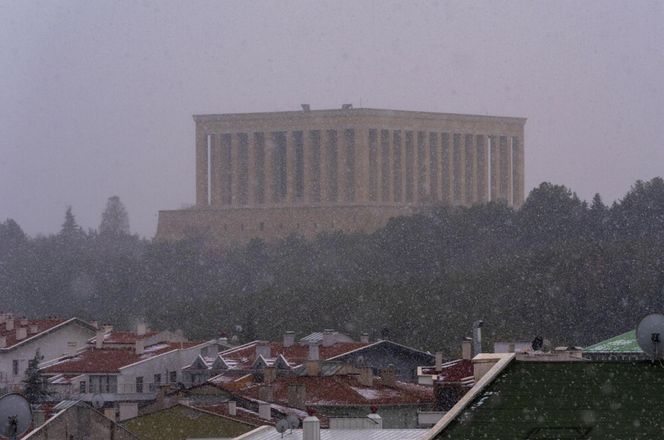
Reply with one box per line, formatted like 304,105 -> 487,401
1,0 -> 662,237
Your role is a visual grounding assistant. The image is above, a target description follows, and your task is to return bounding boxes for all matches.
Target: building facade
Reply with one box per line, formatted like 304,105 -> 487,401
157,108 -> 526,247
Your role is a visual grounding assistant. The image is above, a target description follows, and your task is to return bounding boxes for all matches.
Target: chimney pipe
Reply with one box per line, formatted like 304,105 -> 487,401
6,318 -> 14,331
283,331 -> 295,348
462,339 -> 472,360
19,317 -> 28,326
137,322 -> 147,337
303,414 -> 321,440
308,342 -> 320,361
258,402 -> 271,420
135,339 -> 145,355
472,320 -> 484,356
16,327 -> 27,341
256,341 -> 271,359
322,330 -> 335,347
96,329 -> 105,349
0,336 -> 6,348
435,352 -> 443,371
360,332 -> 369,344
228,401 -> 237,416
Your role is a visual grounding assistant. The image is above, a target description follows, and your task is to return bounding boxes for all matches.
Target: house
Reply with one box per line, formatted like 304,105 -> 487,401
122,403 -> 259,440
583,329 -> 648,361
0,313 -> 97,392
187,330 -> 433,385
39,325 -> 222,420
23,400 -> 137,440
422,351 -> 664,439
212,363 -> 434,428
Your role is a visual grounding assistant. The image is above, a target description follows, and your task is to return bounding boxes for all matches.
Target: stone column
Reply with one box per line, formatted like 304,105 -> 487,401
464,134 -> 476,205
490,135 -> 499,202
195,124 -> 209,207
475,135 -> 488,203
392,130 -> 403,203
417,131 -> 429,203
232,134 -> 243,206
441,132 -> 452,204
265,133 -> 274,205
499,136 -> 511,203
512,136 -> 524,207
428,132 -> 439,203
210,133 -> 223,207
380,129 -> 391,203
452,133 -> 465,205
338,129 -> 347,202
286,131 -> 296,203
302,130 -> 312,204
248,132 -> 257,206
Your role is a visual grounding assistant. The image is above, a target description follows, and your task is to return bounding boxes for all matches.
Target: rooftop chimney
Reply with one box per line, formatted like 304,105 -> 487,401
95,329 -> 105,349
283,331 -> 295,348
263,366 -> 277,384
287,384 -> 306,409
360,332 -> 369,344
6,318 -> 14,331
305,360 -> 321,377
29,324 -> 39,334
322,330 -> 335,347
367,411 -> 383,429
0,313 -> 7,325
258,384 -> 274,402
137,322 -> 147,337
258,402 -> 271,420
358,367 -> 373,387
380,365 -> 396,387
303,414 -> 321,440
135,339 -> 144,355
308,342 -> 320,361
472,320 -> 483,356
435,352 -> 443,372
228,400 -> 237,416
0,336 -> 6,348
256,341 -> 271,359
19,317 -> 28,326
462,339 -> 472,360
16,327 -> 27,341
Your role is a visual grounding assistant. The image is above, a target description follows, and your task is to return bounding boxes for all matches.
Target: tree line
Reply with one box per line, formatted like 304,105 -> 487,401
1,179 -> 664,356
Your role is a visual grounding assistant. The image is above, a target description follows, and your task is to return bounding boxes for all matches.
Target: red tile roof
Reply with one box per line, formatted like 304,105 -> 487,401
0,319 -> 69,348
42,342 -> 203,374
220,341 -> 369,369
229,375 -> 434,407
421,359 -> 474,384
96,331 -> 159,345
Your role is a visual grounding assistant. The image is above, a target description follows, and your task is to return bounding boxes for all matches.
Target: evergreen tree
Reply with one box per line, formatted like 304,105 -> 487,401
59,206 -> 85,241
99,196 -> 130,236
22,350 -> 50,404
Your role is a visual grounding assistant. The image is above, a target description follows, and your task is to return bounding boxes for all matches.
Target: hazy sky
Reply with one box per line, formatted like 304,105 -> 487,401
1,0 -> 662,237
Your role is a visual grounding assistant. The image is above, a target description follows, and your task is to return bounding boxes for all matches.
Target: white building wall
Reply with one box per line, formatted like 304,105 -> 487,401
0,321 -> 95,391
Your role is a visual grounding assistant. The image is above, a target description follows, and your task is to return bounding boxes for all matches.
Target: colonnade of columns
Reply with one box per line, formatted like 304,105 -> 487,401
196,127 -> 524,209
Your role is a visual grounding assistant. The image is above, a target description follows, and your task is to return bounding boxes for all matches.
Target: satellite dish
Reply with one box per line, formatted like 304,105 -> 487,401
636,313 -> 664,360
286,414 -> 300,429
532,336 -> 544,351
91,394 -> 105,409
276,419 -> 290,436
0,393 -> 32,439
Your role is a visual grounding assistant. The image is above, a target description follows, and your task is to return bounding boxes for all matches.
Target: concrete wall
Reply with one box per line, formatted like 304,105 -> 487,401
24,404 -> 137,440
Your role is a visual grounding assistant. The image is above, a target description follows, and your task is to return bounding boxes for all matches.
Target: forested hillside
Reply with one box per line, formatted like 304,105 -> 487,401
2,179 -> 664,355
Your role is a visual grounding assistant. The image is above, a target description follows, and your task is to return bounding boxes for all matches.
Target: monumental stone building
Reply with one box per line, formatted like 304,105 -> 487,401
156,107 -> 525,248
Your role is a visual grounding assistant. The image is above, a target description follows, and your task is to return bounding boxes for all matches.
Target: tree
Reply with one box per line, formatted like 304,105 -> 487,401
99,196 -> 130,236
59,207 -> 85,241
23,350 -> 50,404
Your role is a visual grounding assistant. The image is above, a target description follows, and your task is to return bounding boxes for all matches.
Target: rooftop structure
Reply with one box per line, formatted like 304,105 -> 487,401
583,329 -> 647,361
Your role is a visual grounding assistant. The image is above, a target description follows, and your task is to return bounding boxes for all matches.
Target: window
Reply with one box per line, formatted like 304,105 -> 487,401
169,371 -> 177,384
12,360 -> 18,376
90,375 -> 117,393
80,381 -> 86,393
136,376 -> 143,393
154,373 -> 161,386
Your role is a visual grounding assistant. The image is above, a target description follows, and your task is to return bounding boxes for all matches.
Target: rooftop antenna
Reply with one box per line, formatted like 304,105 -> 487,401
0,393 -> 32,440
472,320 -> 484,356
636,313 -> 664,362
276,419 -> 290,437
